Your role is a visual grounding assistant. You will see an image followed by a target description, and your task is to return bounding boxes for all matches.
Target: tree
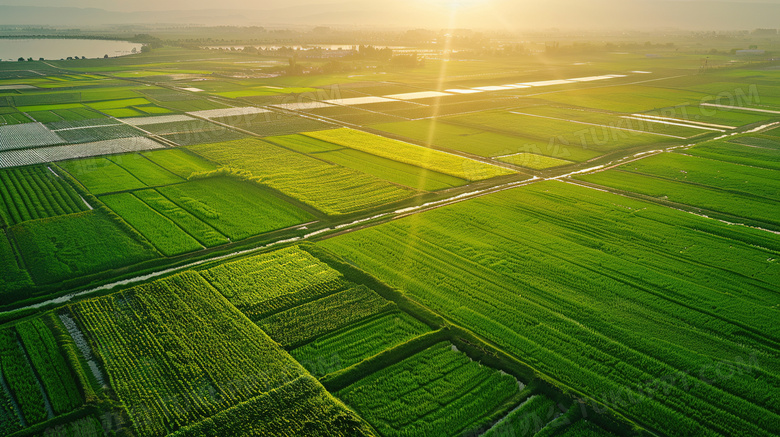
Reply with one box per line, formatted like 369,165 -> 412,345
104,54 -> 109,59
18,57 -> 24,62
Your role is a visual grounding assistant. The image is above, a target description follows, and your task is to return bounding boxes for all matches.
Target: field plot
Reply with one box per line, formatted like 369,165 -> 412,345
0,108 -> 31,126
684,138 -> 780,171
537,85 -> 710,113
0,328 -> 48,426
305,128 -> 514,181
0,165 -> 89,225
577,153 -> 780,227
9,211 -> 158,284
445,111 -> 682,154
15,318 -> 83,415
0,123 -> 63,151
267,134 -> 467,191
59,157 -> 147,195
211,112 -> 333,137
200,246 -> 345,320
291,311 -> 432,377
53,123 -> 142,144
0,137 -> 164,169
189,138 -> 415,215
482,394 -> 559,437
258,285 -> 395,348
306,105 -> 408,125
71,272 -> 307,437
140,149 -> 217,178
133,189 -> 228,247
338,341 -> 520,437
0,229 -> 33,296
373,119 -> 599,161
515,105 -> 711,137
497,152 -> 573,169
168,375 -> 375,437
100,193 -> 203,256
157,177 -> 313,241
321,181 -> 780,437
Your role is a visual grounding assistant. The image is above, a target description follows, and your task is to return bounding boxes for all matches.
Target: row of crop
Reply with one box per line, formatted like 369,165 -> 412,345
189,139 -> 415,215
291,312 -> 431,377
0,328 -> 48,425
168,375 -> 375,437
16,319 -> 82,416
259,285 -> 395,348
0,165 -> 87,225
319,181 -> 780,437
482,395 -> 559,437
305,128 -> 515,181
337,342 -> 519,437
71,271 -> 305,437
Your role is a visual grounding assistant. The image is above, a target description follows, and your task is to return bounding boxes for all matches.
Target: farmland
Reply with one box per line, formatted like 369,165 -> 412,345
190,138 -> 416,215
0,27 -> 778,437
320,181 -> 780,437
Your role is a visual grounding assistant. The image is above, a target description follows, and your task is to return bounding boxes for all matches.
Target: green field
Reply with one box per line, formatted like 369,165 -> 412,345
267,134 -> 468,191
100,192 -> 203,256
0,165 -> 89,225
305,128 -> 515,181
71,271 -> 308,437
9,211 -> 158,284
291,311 -> 432,377
1,34 -> 779,437
337,342 -> 520,436
189,138 -> 415,215
321,181 -> 780,437
157,177 -> 314,241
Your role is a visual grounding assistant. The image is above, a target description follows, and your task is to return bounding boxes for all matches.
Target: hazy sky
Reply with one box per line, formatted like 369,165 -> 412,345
1,0 -> 778,29
0,0 -> 773,12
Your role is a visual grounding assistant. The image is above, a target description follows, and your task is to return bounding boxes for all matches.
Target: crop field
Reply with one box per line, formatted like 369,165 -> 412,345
133,189 -> 229,247
156,177 -> 314,241
497,152 -> 573,169
577,152 -> 780,227
70,271 -> 308,437
482,394 -> 559,437
190,138 -> 415,215
259,284 -> 395,348
1,34 -> 779,437
100,192 -> 203,256
685,138 -> 780,170
291,311 -> 432,377
140,149 -> 217,178
168,375 -> 374,437
199,246 -> 346,320
267,134 -> 468,191
0,165 -> 89,225
372,119 -> 601,161
0,316 -> 89,435
304,128 -> 515,181
210,112 -> 333,137
0,229 -> 33,296
321,181 -> 780,437
9,211 -> 158,284
337,342 -> 521,436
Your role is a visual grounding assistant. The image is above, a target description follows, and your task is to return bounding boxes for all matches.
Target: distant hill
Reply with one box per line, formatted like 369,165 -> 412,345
0,1 -> 779,30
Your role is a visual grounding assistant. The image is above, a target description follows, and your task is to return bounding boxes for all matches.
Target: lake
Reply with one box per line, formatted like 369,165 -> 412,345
0,39 -> 143,62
